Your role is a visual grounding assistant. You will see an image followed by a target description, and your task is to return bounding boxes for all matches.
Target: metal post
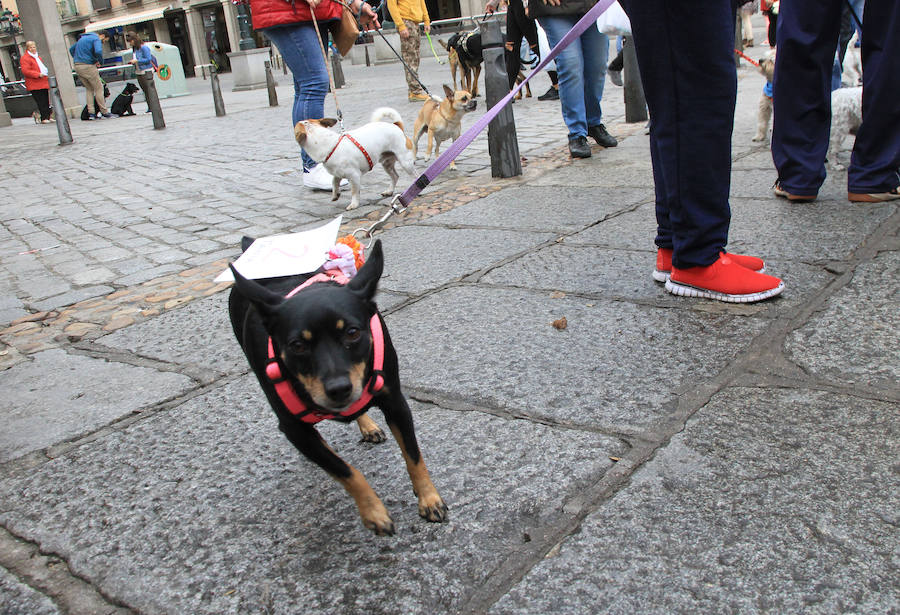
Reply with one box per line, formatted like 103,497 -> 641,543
331,48 -> 345,89
141,72 -> 166,130
365,45 -> 371,67
734,13 -> 742,67
622,37 -> 647,123
265,60 -> 278,107
48,76 -> 73,145
236,4 -> 257,50
481,18 -> 521,178
210,68 -> 226,117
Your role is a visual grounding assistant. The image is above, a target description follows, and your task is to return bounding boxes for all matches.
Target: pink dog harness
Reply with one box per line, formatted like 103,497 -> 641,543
323,133 -> 374,171
264,271 -> 385,424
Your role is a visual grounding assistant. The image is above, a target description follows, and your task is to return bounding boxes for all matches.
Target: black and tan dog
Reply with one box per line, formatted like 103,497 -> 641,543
228,239 -> 447,536
445,30 -> 483,97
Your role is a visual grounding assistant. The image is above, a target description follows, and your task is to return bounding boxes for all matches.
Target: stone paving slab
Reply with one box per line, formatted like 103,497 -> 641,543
389,286 -> 766,434
0,348 -> 196,463
0,378 -> 622,615
376,225 -> 557,294
489,387 -> 900,615
786,249 -> 900,388
0,567 -> 61,615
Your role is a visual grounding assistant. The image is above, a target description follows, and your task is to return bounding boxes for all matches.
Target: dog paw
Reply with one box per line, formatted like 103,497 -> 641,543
380,189 -> 394,197
331,194 -> 340,202
418,494 -> 449,523
752,135 -> 765,142
361,505 -> 395,536
345,202 -> 359,210
359,426 -> 387,443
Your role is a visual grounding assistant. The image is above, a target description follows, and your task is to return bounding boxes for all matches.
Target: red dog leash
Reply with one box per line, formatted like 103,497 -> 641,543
734,48 -> 761,67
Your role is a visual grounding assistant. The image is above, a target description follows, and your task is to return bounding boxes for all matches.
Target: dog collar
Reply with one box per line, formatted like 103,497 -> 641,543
265,276 -> 385,424
323,133 -> 374,171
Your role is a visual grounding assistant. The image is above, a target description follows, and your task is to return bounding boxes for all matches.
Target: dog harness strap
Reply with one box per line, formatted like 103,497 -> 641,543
323,134 -> 374,171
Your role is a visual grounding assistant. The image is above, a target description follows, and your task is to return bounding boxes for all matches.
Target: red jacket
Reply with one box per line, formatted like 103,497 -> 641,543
20,52 -> 49,91
249,0 -> 342,31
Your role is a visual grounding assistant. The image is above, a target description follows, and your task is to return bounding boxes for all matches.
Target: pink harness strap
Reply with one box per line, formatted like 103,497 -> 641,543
323,133 -> 375,171
265,273 -> 385,424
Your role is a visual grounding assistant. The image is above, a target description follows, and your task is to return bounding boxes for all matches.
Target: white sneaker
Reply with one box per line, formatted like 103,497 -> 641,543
303,164 -> 348,191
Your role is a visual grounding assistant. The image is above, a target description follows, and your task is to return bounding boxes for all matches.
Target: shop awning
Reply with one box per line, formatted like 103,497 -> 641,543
84,6 -> 171,32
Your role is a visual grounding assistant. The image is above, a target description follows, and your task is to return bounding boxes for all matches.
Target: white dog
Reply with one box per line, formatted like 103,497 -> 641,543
841,31 -> 862,87
828,86 -> 862,171
752,48 -> 776,143
294,107 -> 415,210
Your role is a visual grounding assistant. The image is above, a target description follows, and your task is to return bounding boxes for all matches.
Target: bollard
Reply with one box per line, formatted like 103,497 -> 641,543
481,19 -> 522,178
210,69 -> 227,117
365,45 -> 371,67
331,49 -> 345,89
265,61 -> 278,107
141,72 -> 166,130
622,37 -> 648,123
734,13 -> 742,67
48,76 -> 73,146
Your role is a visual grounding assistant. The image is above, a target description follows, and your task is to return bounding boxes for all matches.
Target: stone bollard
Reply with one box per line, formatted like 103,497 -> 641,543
141,72 -> 166,130
331,48 -> 345,89
210,69 -> 227,117
48,76 -> 73,146
622,37 -> 648,123
265,61 -> 278,107
481,19 -> 522,178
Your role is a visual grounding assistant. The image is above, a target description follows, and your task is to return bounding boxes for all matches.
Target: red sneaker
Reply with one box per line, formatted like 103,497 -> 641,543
666,253 -> 784,303
653,248 -> 766,282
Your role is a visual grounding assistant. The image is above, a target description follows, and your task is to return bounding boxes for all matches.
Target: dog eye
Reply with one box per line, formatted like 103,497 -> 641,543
288,340 -> 309,354
344,327 -> 362,343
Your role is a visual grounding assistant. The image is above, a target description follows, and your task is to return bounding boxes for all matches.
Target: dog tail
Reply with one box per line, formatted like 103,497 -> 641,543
371,106 -> 413,150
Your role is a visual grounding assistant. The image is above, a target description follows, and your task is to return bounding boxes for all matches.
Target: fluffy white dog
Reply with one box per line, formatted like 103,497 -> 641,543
841,31 -> 862,87
828,86 -> 862,171
752,49 -> 777,143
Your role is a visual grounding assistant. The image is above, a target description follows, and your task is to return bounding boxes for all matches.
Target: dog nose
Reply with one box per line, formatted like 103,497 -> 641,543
324,377 -> 353,402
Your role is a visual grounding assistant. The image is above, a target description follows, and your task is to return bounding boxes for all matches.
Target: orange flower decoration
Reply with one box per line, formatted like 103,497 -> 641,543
336,235 -> 366,272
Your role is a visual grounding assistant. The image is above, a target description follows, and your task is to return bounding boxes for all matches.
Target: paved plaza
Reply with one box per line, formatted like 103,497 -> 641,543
0,31 -> 898,615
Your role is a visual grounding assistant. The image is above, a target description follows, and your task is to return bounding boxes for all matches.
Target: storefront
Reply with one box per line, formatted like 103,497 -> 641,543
198,3 -> 230,72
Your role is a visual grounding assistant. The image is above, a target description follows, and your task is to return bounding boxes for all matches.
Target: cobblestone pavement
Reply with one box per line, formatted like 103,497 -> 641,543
0,49 -> 611,369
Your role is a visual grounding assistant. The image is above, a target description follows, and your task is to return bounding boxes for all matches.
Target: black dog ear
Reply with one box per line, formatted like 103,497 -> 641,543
230,264 -> 284,316
348,239 -> 383,302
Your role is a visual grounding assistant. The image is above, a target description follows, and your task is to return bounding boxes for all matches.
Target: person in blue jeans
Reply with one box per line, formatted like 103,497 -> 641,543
620,0 -> 784,303
527,0 -> 617,158
772,0 -> 899,203
249,0 -> 379,190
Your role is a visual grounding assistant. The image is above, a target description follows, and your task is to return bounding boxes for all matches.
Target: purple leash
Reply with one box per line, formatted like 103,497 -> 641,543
398,0 -> 616,207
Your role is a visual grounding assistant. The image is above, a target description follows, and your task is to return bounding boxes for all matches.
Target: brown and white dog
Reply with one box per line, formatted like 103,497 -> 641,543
294,107 -> 415,210
412,85 -> 477,168
752,48 -> 776,143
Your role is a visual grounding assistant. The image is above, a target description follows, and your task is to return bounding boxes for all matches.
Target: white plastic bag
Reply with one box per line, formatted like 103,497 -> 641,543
596,1 -> 631,36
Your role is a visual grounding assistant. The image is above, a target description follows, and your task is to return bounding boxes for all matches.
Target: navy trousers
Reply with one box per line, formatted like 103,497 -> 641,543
772,0 -> 900,194
621,0 -> 735,269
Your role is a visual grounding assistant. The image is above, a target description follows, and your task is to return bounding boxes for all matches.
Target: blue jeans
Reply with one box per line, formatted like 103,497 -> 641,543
536,15 -> 609,139
264,22 -> 332,171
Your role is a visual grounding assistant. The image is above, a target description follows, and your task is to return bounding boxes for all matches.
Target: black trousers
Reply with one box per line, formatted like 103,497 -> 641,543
504,0 -> 538,90
30,88 -> 52,121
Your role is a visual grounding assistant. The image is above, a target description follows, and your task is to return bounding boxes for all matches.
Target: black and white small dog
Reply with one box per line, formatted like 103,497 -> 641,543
111,82 -> 140,117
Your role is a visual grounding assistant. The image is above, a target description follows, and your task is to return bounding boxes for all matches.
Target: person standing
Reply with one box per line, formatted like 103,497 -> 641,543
126,33 -> 159,113
248,0 -> 379,190
528,0 -> 617,158
20,40 -> 52,124
620,0 -> 784,303
772,0 -> 899,202
69,30 -> 111,120
386,0 -> 431,102
484,0 -> 540,92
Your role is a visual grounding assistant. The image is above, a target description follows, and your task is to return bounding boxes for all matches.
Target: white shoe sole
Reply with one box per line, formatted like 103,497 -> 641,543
665,278 -> 784,303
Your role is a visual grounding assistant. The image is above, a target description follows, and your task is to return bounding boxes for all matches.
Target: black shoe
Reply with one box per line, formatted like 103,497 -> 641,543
538,86 -> 559,101
568,136 -> 591,158
588,124 -> 618,148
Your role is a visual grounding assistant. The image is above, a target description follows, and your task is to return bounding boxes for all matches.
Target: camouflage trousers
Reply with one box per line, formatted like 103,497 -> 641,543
400,19 -> 424,95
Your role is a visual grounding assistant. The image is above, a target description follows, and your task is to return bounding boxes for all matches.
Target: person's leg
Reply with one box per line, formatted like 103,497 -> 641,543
401,19 -> 424,95
31,89 -> 51,120
85,66 -> 109,114
504,11 -> 524,90
622,0 -> 734,268
741,9 -> 754,44
848,0 -> 900,197
538,14 -> 586,139
74,64 -> 96,115
771,0 -> 842,196
579,27 -> 609,129
264,23 -> 330,171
